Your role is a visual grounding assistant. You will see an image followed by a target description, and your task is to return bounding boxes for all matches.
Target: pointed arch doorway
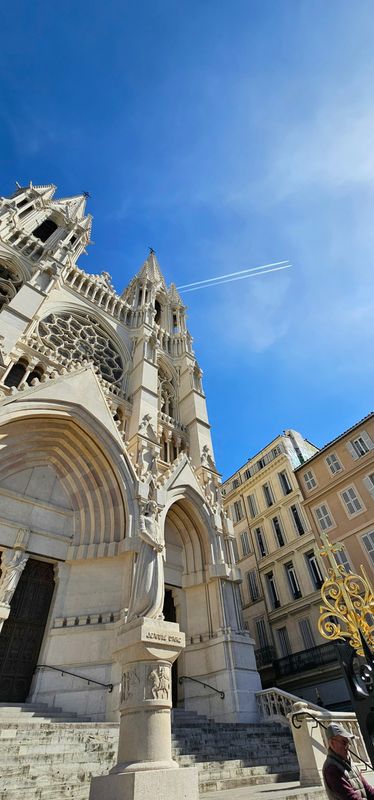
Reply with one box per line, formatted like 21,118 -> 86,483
163,496 -> 209,710
0,557 -> 55,702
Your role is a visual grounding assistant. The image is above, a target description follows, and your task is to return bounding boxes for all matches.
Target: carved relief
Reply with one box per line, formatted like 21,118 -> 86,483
121,667 -> 140,703
147,665 -> 170,700
14,528 -> 30,551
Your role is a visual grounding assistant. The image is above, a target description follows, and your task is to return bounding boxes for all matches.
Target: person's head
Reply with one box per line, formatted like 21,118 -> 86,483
326,723 -> 355,760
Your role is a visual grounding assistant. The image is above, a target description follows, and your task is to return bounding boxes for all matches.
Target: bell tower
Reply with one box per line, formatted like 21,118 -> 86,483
122,250 -> 216,478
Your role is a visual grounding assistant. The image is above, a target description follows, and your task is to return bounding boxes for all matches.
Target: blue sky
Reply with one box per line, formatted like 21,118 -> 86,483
1,1 -> 373,478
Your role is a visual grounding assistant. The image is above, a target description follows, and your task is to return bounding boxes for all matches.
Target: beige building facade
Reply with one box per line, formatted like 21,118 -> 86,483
222,431 -> 352,708
0,182 -> 261,725
295,412 -> 374,581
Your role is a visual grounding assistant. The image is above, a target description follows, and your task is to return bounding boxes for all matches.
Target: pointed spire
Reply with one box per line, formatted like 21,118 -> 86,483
50,193 -> 89,222
168,283 -> 185,307
136,251 -> 168,292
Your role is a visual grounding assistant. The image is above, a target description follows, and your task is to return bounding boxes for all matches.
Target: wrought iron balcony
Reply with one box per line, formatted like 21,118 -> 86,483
274,642 -> 338,678
255,646 -> 276,668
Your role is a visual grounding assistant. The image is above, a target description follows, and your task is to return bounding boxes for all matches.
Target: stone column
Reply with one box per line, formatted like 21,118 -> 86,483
89,617 -> 198,800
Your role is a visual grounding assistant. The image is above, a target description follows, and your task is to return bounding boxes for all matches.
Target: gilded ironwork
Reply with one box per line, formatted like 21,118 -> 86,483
317,532 -> 374,656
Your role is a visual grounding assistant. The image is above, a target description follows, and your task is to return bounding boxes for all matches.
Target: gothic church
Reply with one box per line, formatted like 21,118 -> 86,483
0,183 -> 260,723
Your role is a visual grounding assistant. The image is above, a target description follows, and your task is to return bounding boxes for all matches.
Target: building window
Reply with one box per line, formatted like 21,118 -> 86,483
26,365 -> 44,385
266,571 -> 280,609
285,561 -> 302,600
32,218 -> 58,242
278,470 -> 292,495
244,468 -> 251,481
232,478 -> 240,489
272,516 -> 285,547
247,493 -> 258,519
277,626 -> 291,657
340,486 -> 363,517
305,552 -> 324,590
3,359 -> 28,388
263,482 -> 274,507
255,527 -> 267,558
247,570 -> 260,602
314,503 -> 334,531
232,538 -> 239,563
240,531 -> 251,558
255,617 -> 269,649
232,500 -> 243,523
363,473 -> 374,500
326,453 -> 342,475
303,469 -> 317,490
290,504 -> 305,535
298,618 -> 316,650
362,531 -> 374,566
347,432 -> 374,459
334,548 -> 352,574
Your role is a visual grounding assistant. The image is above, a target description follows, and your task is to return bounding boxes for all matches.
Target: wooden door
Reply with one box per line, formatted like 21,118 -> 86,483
0,558 -> 55,702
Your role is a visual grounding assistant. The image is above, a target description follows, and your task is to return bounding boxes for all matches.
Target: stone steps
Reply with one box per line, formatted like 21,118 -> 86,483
0,705 -> 300,798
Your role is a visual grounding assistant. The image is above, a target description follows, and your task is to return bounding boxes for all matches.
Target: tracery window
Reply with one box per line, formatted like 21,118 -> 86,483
0,263 -> 23,312
38,311 -> 123,385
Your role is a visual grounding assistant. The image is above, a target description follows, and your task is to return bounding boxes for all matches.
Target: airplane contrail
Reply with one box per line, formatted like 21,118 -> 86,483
177,260 -> 290,291
179,263 -> 292,293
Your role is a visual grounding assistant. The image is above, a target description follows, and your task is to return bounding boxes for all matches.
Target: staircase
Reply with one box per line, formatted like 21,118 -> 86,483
0,704 -> 300,799
172,709 -> 299,793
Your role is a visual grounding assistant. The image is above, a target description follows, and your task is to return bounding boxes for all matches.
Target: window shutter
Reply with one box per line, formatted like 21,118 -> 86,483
346,441 -> 359,460
361,431 -> 374,451
363,476 -> 374,499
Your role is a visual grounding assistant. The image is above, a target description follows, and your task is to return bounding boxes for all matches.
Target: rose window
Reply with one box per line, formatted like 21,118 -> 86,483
0,263 -> 23,312
38,311 -> 123,384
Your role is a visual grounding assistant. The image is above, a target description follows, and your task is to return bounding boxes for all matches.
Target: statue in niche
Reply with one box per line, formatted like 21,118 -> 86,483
126,501 -> 165,622
148,665 -> 170,699
0,549 -> 28,605
201,445 -> 215,470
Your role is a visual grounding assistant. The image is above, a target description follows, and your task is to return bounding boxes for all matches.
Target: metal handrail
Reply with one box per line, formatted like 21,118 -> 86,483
291,709 -> 372,770
36,664 -> 113,693
178,675 -> 225,699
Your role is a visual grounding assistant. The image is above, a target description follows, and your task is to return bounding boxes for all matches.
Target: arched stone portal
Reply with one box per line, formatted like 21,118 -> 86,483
162,496 -> 261,722
0,410 -> 136,720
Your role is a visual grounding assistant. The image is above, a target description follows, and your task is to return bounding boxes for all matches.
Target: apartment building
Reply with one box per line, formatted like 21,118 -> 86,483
222,430 -> 350,708
295,412 -> 374,578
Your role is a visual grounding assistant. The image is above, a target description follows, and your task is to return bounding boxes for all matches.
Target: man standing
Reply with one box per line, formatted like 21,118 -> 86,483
323,723 -> 374,800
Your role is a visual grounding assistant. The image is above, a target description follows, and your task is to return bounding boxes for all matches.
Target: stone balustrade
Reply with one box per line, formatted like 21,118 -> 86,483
256,686 -> 321,727
257,688 -> 372,787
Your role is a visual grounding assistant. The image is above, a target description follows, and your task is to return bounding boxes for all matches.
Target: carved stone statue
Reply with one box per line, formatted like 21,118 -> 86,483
0,549 -> 28,605
126,501 -> 165,623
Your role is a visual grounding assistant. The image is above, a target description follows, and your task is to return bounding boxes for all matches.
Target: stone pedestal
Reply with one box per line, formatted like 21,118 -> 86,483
89,617 -> 199,800
288,702 -> 325,786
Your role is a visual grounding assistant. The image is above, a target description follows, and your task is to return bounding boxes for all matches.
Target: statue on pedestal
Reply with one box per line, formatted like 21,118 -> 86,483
126,501 -> 165,622
0,549 -> 28,605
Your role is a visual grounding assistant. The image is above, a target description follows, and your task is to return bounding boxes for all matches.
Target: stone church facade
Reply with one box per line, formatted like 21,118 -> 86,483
0,183 -> 260,724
